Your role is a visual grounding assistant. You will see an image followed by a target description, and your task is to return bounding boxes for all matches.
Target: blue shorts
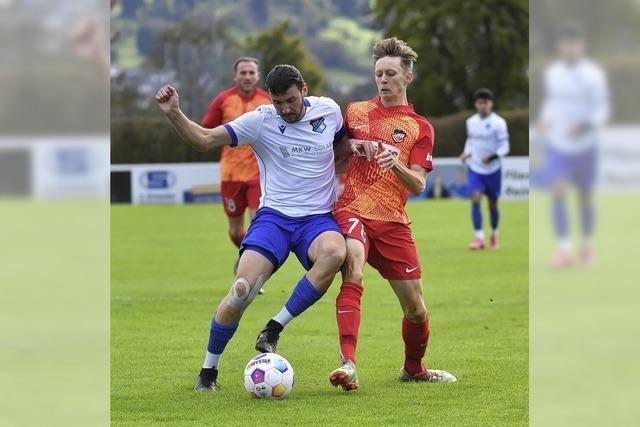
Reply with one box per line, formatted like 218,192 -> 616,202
239,207 -> 341,272
468,168 -> 502,200
546,145 -> 597,192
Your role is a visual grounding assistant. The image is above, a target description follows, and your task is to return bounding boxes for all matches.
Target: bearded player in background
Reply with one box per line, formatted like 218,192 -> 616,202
329,37 -> 457,391
202,57 -> 271,276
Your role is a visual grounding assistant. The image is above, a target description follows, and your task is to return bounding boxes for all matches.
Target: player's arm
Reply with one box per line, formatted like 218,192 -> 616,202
334,137 -> 378,161
374,141 -> 427,195
460,120 -> 472,163
201,94 -> 224,129
483,120 -> 510,163
155,85 -> 231,152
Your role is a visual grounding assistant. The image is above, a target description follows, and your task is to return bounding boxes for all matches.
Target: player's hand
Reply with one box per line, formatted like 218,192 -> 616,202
375,141 -> 398,171
459,153 -> 471,164
482,156 -> 490,164
349,139 -> 378,161
155,85 -> 179,114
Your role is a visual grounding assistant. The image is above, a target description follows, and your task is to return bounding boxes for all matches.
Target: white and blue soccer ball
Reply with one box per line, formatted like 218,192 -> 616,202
243,353 -> 294,399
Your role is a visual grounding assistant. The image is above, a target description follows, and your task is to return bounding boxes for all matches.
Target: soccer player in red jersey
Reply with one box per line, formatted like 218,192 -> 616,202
330,38 -> 457,390
202,57 -> 271,272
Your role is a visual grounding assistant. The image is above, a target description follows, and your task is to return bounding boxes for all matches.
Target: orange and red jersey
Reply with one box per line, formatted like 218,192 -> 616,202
334,97 -> 434,224
202,86 -> 271,182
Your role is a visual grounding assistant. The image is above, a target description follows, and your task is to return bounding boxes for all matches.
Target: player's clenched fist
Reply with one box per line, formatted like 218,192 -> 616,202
155,85 -> 179,114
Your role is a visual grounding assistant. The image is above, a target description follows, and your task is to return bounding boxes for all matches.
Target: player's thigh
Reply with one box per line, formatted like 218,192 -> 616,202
341,237 -> 367,283
221,181 -> 248,217
484,170 -> 502,202
333,211 -> 369,281
388,278 -> 427,320
241,209 -> 292,272
367,221 -> 422,280
290,214 -> 344,271
467,169 -> 485,197
235,249 -> 274,292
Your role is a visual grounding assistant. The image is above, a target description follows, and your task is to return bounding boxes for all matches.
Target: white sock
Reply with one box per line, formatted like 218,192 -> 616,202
558,239 -> 572,253
203,351 -> 220,369
272,306 -> 294,327
491,229 -> 498,236
475,230 -> 485,240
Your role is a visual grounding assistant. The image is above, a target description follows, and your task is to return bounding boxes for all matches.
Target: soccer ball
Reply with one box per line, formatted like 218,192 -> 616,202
243,353 -> 294,399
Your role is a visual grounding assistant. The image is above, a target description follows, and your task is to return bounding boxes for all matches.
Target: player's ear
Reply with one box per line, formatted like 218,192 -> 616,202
404,71 -> 414,85
301,83 -> 308,96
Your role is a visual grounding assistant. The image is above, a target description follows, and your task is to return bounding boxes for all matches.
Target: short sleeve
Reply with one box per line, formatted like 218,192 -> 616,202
409,121 -> 434,172
331,99 -> 346,144
224,108 -> 265,147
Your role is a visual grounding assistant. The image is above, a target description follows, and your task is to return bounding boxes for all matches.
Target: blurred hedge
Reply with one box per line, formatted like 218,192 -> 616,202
111,109 -> 529,164
111,117 -> 221,164
430,109 -> 529,157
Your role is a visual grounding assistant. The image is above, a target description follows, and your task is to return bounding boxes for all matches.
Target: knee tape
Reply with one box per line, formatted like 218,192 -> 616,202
227,275 -> 265,311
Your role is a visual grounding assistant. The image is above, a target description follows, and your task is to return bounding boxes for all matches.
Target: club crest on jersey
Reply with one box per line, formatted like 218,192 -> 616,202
392,129 -> 407,143
309,117 -> 327,133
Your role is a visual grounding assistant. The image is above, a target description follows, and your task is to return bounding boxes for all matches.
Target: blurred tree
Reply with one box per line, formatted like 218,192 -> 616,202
374,0 -> 528,116
245,21 -> 325,95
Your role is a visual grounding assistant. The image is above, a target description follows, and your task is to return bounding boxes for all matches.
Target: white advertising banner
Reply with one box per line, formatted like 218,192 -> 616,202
112,163 -> 220,205
433,156 -> 529,200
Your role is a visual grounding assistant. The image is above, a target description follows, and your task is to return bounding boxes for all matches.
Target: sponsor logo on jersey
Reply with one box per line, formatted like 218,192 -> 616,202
279,146 -> 291,158
426,153 -> 433,162
310,117 -> 327,133
278,124 -> 286,134
392,129 -> 407,143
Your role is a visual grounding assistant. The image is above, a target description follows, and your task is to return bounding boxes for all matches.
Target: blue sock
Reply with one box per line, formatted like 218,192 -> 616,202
490,207 -> 499,230
581,202 -> 594,238
553,197 -> 568,238
284,276 -> 324,317
207,317 -> 238,355
472,202 -> 482,231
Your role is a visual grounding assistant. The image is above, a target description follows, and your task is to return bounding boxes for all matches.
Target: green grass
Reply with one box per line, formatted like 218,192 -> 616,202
111,200 -> 528,426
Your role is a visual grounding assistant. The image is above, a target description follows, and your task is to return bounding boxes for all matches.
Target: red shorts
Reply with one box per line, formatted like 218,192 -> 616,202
221,180 -> 261,217
333,210 -> 422,280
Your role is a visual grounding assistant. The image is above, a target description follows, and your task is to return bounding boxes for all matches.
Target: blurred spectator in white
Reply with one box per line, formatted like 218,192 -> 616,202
536,21 -> 610,268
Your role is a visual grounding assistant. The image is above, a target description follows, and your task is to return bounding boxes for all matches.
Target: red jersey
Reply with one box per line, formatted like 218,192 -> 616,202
334,97 -> 434,224
202,86 -> 271,182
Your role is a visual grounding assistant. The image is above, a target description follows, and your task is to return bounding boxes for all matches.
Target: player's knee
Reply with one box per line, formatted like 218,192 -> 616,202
341,263 -> 363,285
321,242 -> 346,269
228,227 -> 244,241
404,304 -> 427,323
225,276 -> 263,312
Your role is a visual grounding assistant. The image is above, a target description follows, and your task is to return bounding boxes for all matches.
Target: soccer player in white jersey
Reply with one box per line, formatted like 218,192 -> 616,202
155,65 -> 347,392
536,22 -> 609,268
460,88 -> 510,250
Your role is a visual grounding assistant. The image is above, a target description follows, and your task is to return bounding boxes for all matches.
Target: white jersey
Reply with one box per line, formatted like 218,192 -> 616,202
464,112 -> 510,175
539,58 -> 610,153
224,96 -> 344,217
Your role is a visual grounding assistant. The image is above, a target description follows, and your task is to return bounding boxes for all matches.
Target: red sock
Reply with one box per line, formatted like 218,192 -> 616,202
402,315 -> 430,375
336,282 -> 363,364
228,230 -> 245,248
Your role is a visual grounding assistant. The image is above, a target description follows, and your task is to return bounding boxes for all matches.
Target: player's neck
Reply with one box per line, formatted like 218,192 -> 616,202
238,87 -> 256,99
380,93 -> 408,108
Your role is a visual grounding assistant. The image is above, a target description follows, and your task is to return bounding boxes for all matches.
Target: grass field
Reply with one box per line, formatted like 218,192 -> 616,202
111,200 -> 528,426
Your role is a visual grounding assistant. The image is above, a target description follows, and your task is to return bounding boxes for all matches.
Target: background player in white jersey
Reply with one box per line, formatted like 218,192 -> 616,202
536,22 -> 610,268
154,64 -> 347,392
460,88 -> 510,250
